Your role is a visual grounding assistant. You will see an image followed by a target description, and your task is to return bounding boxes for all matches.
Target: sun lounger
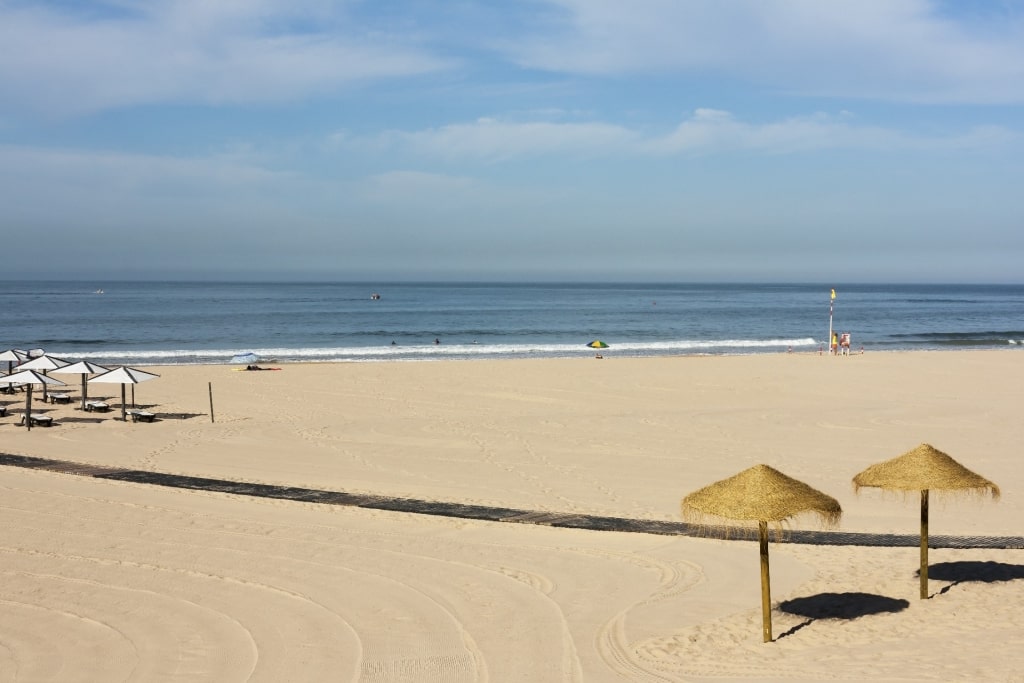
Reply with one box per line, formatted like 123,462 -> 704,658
19,413 -> 54,427
127,409 -> 156,423
0,405 -> 7,417
48,393 -> 72,404
84,401 -> 110,412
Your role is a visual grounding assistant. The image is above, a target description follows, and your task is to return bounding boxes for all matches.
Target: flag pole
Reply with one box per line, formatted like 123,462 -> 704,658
828,288 -> 836,355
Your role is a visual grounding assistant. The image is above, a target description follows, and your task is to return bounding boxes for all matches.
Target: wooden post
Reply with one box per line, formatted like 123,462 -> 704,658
920,489 -> 929,599
25,385 -> 33,432
209,382 -> 215,423
759,520 -> 772,642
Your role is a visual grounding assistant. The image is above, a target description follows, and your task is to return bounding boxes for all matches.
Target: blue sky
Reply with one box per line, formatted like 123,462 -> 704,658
1,0 -> 1022,282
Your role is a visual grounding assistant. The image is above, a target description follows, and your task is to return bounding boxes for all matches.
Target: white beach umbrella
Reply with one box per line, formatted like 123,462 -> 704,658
0,348 -> 28,374
0,369 -> 66,431
52,360 -> 111,410
15,354 -> 70,401
89,366 -> 160,421
16,354 -> 70,371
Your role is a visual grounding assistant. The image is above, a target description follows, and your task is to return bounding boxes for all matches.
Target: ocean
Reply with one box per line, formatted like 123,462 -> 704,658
3,281 -> 1023,366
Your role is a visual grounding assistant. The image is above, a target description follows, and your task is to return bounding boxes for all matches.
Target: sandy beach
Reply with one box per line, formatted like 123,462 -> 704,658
1,350 -> 1022,681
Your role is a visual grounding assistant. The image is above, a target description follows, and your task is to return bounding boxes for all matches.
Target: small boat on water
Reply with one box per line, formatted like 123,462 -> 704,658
370,293 -> 381,300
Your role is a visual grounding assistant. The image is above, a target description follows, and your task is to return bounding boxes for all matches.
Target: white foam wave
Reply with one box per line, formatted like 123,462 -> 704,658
56,337 -> 821,365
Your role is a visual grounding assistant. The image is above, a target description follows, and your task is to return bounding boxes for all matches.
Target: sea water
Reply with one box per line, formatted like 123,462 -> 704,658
2,281 -> 1023,365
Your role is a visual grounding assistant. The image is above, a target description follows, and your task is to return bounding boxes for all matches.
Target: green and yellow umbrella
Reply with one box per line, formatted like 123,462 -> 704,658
586,340 -> 609,358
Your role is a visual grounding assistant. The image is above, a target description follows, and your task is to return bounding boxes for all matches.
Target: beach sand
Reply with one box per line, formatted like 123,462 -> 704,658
0,350 -> 1021,681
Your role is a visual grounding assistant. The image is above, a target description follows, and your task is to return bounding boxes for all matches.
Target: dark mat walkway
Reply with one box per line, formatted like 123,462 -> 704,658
3,452 -> 1021,549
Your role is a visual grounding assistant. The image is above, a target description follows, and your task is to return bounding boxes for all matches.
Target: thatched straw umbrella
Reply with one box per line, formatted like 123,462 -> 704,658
853,443 -> 999,599
682,464 -> 842,642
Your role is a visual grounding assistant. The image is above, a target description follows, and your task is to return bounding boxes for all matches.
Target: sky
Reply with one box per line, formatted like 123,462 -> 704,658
1,0 -> 1023,283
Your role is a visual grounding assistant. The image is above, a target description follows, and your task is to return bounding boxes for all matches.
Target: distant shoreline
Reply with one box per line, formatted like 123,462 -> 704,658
115,345 -> 1020,369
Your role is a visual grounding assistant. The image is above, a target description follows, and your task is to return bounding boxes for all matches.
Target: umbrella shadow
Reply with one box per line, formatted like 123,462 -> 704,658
148,412 -> 206,421
923,561 -> 1024,596
776,592 -> 910,639
58,416 -> 107,424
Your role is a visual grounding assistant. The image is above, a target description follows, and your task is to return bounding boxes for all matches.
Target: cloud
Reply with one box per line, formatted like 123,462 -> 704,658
362,170 -> 477,199
371,117 -> 639,162
0,142 -> 307,238
0,0 -> 452,117
508,0 -> 1024,104
345,109 -> 1018,161
652,109 -> 1019,154
5,0 -> 1024,121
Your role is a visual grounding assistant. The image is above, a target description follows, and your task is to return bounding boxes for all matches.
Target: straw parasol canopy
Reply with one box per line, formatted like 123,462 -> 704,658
853,443 -> 1000,495
682,464 -> 841,643
853,443 -> 1000,599
683,464 -> 842,532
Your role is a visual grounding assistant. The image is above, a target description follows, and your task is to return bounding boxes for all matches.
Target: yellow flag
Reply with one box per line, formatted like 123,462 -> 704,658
830,288 -> 836,300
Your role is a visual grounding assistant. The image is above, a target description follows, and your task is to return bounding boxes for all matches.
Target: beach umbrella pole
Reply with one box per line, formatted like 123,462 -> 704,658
827,289 -> 835,355
759,520 -> 772,642
25,385 -> 33,432
121,385 -> 127,421
920,489 -> 929,599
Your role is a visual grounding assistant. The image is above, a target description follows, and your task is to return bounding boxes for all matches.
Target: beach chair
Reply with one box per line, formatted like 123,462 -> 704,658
84,400 -> 110,412
0,405 -> 7,417
127,409 -> 156,423
48,392 -> 72,404
20,413 -> 54,427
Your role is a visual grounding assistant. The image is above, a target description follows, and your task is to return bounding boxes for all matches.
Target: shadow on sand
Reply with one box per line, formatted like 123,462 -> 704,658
153,412 -> 206,420
55,416 -> 107,424
925,561 -> 1024,596
776,592 -> 910,639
